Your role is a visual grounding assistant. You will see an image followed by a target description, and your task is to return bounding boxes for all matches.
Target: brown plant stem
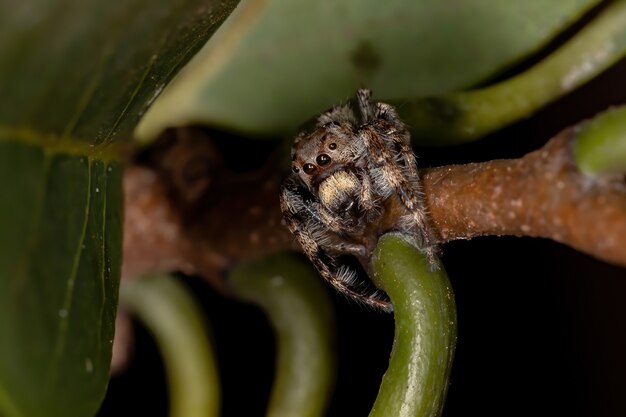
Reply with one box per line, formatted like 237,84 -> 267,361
423,128 -> 626,267
122,127 -> 626,287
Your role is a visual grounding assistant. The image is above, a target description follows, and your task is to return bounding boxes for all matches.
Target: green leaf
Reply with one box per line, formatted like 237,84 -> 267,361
0,1 -> 238,416
402,0 -> 626,144
0,0 -> 238,143
0,143 -> 123,417
136,0 -> 599,140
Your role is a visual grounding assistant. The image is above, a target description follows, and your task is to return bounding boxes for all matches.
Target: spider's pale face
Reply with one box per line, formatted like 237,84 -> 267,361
291,122 -> 364,191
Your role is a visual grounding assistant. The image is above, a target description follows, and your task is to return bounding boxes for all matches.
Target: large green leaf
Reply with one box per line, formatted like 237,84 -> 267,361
0,145 -> 123,417
136,0 -> 599,139
0,1 -> 238,416
402,0 -> 626,144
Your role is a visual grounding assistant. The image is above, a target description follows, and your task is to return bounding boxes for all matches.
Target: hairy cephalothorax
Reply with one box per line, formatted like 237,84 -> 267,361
280,89 -> 437,312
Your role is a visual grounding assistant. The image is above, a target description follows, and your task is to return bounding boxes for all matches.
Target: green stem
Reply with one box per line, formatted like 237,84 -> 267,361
120,275 -> 220,417
402,0 -> 626,145
573,105 -> 626,175
229,254 -> 335,417
369,234 -> 457,417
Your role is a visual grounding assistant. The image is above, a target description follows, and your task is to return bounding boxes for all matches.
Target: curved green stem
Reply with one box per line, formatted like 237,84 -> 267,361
120,275 -> 220,417
229,254 -> 335,417
402,0 -> 626,145
369,234 -> 457,417
573,105 -> 626,175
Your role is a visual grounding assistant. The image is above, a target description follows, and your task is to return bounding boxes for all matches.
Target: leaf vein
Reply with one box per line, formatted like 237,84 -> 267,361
101,32 -> 169,145
61,68 -> 106,140
48,158 -> 92,384
96,163 -> 108,365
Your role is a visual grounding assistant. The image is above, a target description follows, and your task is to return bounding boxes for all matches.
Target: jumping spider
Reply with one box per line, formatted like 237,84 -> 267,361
280,89 -> 437,312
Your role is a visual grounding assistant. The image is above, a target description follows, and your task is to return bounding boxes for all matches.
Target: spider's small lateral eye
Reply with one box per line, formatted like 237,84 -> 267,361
292,166 -> 300,173
328,143 -> 337,150
316,154 -> 331,166
303,163 -> 316,174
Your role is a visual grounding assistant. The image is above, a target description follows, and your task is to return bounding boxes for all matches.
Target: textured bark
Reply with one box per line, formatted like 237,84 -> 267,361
122,127 -> 626,287
423,128 -> 626,267
122,128 -> 295,289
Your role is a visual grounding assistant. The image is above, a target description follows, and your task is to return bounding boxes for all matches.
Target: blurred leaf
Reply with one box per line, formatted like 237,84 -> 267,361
0,0 -> 238,144
121,275 -> 220,417
137,0 -> 599,139
229,254 -> 335,417
0,145 -> 123,417
573,105 -> 626,175
0,1 -> 238,416
403,0 -> 626,144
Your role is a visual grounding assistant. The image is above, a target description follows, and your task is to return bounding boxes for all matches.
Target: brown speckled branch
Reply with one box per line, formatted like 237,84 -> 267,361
114,126 -> 625,373
122,127 -> 626,286
423,128 -> 626,266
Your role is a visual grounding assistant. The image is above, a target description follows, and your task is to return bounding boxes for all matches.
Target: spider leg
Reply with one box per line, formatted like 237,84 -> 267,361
280,178 -> 392,312
317,103 -> 358,126
325,241 -> 367,258
357,171 -> 376,212
358,104 -> 439,266
374,102 -> 424,194
356,89 -> 375,123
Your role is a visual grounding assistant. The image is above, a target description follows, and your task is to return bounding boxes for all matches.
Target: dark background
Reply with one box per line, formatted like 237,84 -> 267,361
99,53 -> 626,416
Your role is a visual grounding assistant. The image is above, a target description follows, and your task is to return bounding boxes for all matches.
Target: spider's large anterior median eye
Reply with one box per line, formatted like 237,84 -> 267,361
316,154 -> 331,166
303,163 -> 316,174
